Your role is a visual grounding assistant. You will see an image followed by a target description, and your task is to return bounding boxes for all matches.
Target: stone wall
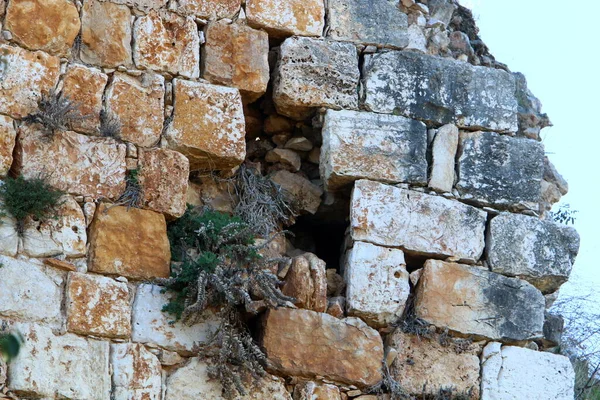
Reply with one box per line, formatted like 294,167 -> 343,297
0,0 -> 579,399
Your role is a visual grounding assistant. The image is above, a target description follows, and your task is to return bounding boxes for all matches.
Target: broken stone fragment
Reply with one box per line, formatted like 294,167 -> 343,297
282,252 -> 327,312
542,313 -> 564,348
111,343 -> 162,400
428,124 -> 459,192
246,0 -> 324,38
266,148 -> 302,172
177,0 -> 240,20
293,381 -> 341,400
285,137 -> 313,152
326,297 -> 345,319
0,115 -> 16,177
269,170 -> 323,214
110,0 -> 167,12
514,72 -> 552,140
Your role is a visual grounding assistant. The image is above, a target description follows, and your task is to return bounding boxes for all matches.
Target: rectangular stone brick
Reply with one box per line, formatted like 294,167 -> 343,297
0,115 -> 16,177
177,0 -> 239,19
246,0 -> 324,38
111,343 -> 162,400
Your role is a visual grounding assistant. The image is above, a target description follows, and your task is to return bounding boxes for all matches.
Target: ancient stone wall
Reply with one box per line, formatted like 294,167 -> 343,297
0,0 -> 579,399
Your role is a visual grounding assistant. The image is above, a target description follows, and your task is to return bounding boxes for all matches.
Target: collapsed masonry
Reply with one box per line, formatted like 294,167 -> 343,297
0,0 -> 579,399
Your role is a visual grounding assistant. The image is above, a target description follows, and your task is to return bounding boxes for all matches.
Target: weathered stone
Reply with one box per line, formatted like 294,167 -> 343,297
457,131 -> 545,207
177,0 -> 239,19
15,127 -> 127,199
285,137 -> 313,151
320,110 -> 427,191
0,44 -> 60,119
0,210 -> 18,257
132,284 -> 218,354
414,260 -> 545,341
270,170 -> 323,214
350,180 -> 486,262
389,330 -> 481,398
428,124 -> 459,192
428,0 -> 457,26
362,51 -> 518,132
186,177 -> 235,213
327,0 -> 408,48
138,148 -> 189,219
326,269 -> 345,297
134,11 -> 200,79
7,322 -> 110,399
66,272 -> 131,338
261,308 -> 383,387
264,114 -> 294,135
80,0 -> 133,68
486,213 -> 580,293
273,37 -> 360,120
43,258 -> 77,272
203,20 -> 269,103
293,381 -> 341,400
514,72 -> 552,140
406,24 -> 428,53
0,115 -> 16,177
108,0 -> 167,12
165,357 -> 291,400
165,79 -> 246,171
544,157 -> 568,195
282,252 -> 327,312
246,0 -> 324,38
88,204 -> 171,280
345,241 -> 410,328
111,343 -> 162,400
326,297 -> 345,319
481,342 -> 574,400
266,148 -> 301,171
61,64 -> 108,135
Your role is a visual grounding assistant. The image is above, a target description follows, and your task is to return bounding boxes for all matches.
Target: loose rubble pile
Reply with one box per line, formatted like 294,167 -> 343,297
0,0 -> 578,399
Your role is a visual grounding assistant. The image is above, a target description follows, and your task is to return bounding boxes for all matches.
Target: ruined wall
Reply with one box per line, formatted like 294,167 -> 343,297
0,0 -> 580,399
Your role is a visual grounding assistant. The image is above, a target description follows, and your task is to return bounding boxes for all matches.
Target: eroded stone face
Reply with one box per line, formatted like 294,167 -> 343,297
320,109 -> 427,191
293,381 -> 341,400
110,0 -> 167,12
428,124 -> 459,192
246,0 -> 324,37
282,252 -> 327,312
111,343 -> 162,400
0,211 -> 18,257
269,170 -> 323,214
0,115 -> 16,176
177,0 -> 240,19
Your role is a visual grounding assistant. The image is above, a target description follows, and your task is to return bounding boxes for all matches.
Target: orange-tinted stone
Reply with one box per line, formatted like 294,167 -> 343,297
246,0 -> 325,37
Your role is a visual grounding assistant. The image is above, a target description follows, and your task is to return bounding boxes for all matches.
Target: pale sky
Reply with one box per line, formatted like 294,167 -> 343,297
462,0 -> 600,305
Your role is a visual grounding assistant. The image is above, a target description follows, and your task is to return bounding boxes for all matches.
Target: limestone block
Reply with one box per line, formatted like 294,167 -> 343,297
293,381 -> 341,400
265,148 -> 301,171
106,72 -> 165,148
0,115 -> 16,177
132,284 -> 219,354
282,252 -> 327,312
269,170 -> 323,214
80,0 -> 133,68
389,330 -> 481,398
66,272 -> 131,338
362,51 -> 518,133
414,260 -> 545,341
134,11 -> 200,79
177,0 -> 240,19
327,0 -> 408,48
543,313 -> 564,347
108,0 -> 167,12
61,64 -> 108,135
481,342 -> 575,400
88,204 -> 171,280
202,20 -> 269,102
486,212 -> 580,293
15,127 -> 127,200
428,0 -> 457,26
350,180 -> 486,262
0,44 -> 60,119
246,0 -> 324,38
111,343 -> 162,400
7,322 -> 110,399
320,110 -> 427,191
261,308 -> 383,387
457,130 -> 545,207
4,0 -> 80,57
428,124 -> 459,192
273,37 -> 359,120
344,241 -> 410,328
164,79 -> 246,171
0,211 -> 18,256
0,256 -> 63,326
138,148 -> 189,219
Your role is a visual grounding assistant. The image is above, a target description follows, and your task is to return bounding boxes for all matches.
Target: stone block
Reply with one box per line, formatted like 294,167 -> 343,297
414,260 -> 545,341
66,272 -> 131,338
0,115 -> 16,177
282,252 -> 327,312
293,381 -> 341,400
362,51 -> 518,133
88,204 -> 171,280
350,180 -> 486,262
269,170 -> 323,214
133,11 -> 200,79
246,0 -> 324,38
273,37 -> 359,120
344,241 -> 410,328
320,109 -> 427,191
111,343 -> 162,400
177,0 -> 240,19
428,124 -> 459,192
164,79 -> 246,171
0,211 -> 18,257
457,130 -> 545,207
260,308 -> 383,387
108,0 -> 167,12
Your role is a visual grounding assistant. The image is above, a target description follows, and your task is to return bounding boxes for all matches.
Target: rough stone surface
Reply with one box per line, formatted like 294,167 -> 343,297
109,0 -> 167,12
389,330 -> 481,398
282,252 -> 327,312
261,308 -> 383,387
4,0 -> 80,57
428,124 -> 459,192
321,109 -> 427,191
350,180 -> 486,262
327,0 -> 408,48
111,343 -> 162,400
0,115 -> 16,176
177,0 -> 240,19
134,11 -> 200,79
106,72 -> 165,147
457,131 -> 545,207
362,50 -> 518,132
345,241 -> 410,328
481,342 -> 575,400
202,20 -> 269,102
165,79 -> 246,171
293,381 -> 341,400
543,313 -> 564,347
0,44 -> 60,119
514,72 -> 552,140
265,148 -> 301,171
486,213 -> 580,293
246,0 -> 324,38
66,272 -> 131,338
80,0 -> 133,68
0,211 -> 18,257
88,204 -> 171,280
273,37 -> 360,120
414,260 -> 545,341
270,170 -> 323,214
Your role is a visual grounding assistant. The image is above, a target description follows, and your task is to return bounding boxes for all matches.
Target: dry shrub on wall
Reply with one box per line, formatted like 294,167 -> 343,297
114,169 -> 143,209
24,89 -> 87,133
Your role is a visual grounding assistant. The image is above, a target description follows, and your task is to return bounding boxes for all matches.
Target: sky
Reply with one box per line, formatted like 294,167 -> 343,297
460,0 -> 600,305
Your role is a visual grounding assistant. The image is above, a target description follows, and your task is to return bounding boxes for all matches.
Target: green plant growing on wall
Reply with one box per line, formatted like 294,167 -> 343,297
24,89 -> 87,133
